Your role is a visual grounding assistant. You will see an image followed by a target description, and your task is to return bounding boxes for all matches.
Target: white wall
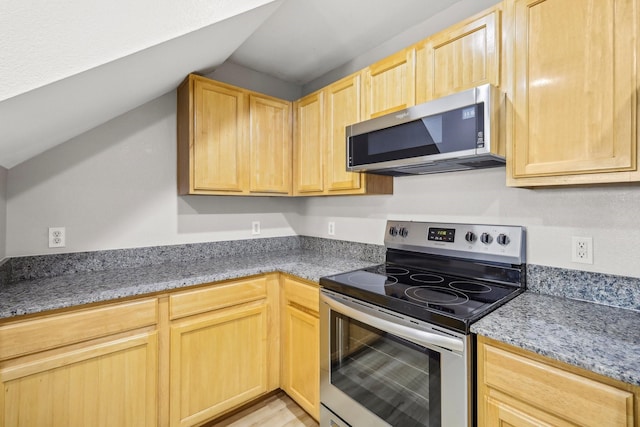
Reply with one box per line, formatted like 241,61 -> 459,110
207,61 -> 302,101
0,167 -> 6,260
5,0 -> 640,280
299,170 -> 640,278
6,91 -> 302,257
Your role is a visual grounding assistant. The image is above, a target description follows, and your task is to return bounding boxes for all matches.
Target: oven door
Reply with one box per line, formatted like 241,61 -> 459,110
320,290 -> 471,427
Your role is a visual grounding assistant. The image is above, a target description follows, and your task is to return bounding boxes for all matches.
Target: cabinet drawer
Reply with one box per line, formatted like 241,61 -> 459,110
283,277 -> 319,312
170,276 -> 267,320
0,298 -> 158,360
482,343 -> 634,426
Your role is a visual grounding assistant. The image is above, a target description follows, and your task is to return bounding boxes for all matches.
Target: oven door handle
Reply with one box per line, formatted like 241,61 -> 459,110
323,293 -> 464,354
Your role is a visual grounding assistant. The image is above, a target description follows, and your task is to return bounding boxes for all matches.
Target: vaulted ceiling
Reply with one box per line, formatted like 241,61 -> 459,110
0,0 -> 463,169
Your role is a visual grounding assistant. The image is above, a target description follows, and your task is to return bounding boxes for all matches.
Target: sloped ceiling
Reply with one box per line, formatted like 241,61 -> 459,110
0,0 -> 461,169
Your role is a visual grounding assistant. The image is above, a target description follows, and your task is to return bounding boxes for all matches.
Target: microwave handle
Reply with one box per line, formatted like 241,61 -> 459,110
322,293 -> 464,354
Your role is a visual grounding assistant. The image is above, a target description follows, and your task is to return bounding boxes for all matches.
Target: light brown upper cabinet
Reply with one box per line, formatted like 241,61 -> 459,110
415,7 -> 501,103
293,91 -> 325,195
248,94 -> 292,194
362,48 -> 416,119
504,0 -> 640,186
323,72 -> 393,195
292,73 -> 393,196
178,75 -> 247,195
177,74 -> 292,196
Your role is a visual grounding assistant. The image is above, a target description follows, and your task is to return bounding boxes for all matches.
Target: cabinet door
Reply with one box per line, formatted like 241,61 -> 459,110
477,337 -> 635,427
191,78 -> 247,193
324,73 -> 363,192
281,277 -> 320,420
169,302 -> 269,427
507,0 -> 638,185
249,94 -> 292,194
0,332 -> 158,427
416,8 -> 500,103
484,395 -> 564,427
293,91 -> 324,195
282,304 -> 320,420
362,48 -> 415,119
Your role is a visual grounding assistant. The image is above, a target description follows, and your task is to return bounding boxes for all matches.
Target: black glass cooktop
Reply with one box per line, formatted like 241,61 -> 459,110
320,263 -> 524,333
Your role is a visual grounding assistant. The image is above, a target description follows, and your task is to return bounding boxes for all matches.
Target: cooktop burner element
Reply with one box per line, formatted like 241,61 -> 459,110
320,221 -> 526,333
409,273 -> 444,283
405,286 -> 469,305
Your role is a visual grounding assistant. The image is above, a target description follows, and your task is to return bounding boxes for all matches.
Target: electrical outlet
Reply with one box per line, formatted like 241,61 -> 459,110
571,236 -> 593,264
251,221 -> 261,235
328,221 -> 335,236
48,227 -> 66,248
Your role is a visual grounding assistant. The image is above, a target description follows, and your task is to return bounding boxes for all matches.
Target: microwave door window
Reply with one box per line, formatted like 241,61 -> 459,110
350,104 -> 482,167
422,116 -> 443,145
366,120 -> 438,156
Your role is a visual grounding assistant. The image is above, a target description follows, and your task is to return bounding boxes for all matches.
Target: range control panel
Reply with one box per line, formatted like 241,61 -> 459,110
385,220 -> 525,265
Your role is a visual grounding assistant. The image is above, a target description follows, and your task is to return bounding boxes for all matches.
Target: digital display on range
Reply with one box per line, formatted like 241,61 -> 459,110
428,227 -> 455,243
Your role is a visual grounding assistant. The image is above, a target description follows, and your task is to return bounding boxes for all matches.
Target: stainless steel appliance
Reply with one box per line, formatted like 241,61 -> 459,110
346,84 -> 503,176
319,221 -> 526,427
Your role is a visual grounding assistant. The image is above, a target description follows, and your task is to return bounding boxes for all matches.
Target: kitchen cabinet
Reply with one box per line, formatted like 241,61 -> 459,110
293,91 -> 325,194
362,48 -> 416,119
177,74 -> 292,195
415,7 -> 500,103
248,94 -> 292,194
168,275 -> 279,427
477,336 -> 639,426
504,0 -> 640,186
293,76 -> 393,196
280,275 -> 320,420
323,72 -> 393,195
0,299 -> 158,427
177,75 -> 247,195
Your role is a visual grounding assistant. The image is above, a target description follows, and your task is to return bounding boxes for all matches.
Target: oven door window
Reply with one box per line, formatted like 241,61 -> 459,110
330,311 -> 441,427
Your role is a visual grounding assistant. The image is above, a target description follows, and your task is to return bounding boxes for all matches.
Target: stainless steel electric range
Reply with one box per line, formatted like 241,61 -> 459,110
319,220 -> 526,427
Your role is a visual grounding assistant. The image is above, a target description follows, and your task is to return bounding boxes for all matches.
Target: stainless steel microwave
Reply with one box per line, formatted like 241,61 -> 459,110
346,84 -> 504,176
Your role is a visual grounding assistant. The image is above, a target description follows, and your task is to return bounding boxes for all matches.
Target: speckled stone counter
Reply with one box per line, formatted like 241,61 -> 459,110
0,250 -> 377,319
471,292 -> 640,386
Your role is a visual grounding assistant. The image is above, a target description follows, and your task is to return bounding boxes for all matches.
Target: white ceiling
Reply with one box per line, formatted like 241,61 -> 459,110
0,0 -> 462,169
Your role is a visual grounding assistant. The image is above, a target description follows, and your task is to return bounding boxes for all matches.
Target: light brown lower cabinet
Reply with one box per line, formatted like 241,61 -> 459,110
0,273 -> 322,427
0,298 -> 159,427
280,275 -> 320,420
477,335 -> 639,427
167,274 -> 280,427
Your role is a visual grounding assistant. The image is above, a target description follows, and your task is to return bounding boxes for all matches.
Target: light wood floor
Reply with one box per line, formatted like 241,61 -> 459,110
209,391 -> 319,427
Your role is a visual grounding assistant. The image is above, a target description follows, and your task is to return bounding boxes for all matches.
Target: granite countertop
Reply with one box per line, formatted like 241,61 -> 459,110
471,292 -> 640,386
0,249 -> 376,319
3,246 -> 639,388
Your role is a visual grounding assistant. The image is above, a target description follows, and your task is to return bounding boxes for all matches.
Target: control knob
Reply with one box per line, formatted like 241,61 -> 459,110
497,233 -> 510,246
465,231 -> 477,243
480,232 -> 493,245
389,226 -> 398,236
399,227 -> 408,238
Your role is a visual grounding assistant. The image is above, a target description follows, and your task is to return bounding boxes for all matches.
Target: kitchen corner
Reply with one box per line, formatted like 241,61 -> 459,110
0,236 -> 383,318
2,233 -> 638,388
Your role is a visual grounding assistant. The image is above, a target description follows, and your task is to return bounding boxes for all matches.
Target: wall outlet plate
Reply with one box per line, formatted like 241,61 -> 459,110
571,236 -> 593,264
251,221 -> 261,235
328,221 -> 335,236
49,227 -> 66,248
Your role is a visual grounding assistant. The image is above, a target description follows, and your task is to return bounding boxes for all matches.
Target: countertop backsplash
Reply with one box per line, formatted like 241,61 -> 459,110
2,236 -> 638,312
527,264 -> 640,312
4,236 -> 385,284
